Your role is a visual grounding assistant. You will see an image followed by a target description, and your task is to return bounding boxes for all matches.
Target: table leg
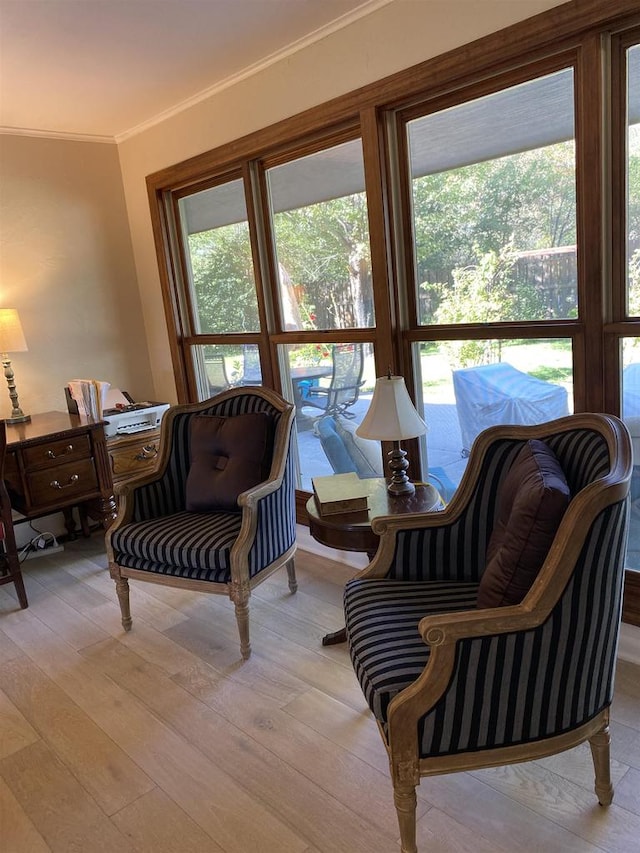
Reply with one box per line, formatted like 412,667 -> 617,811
322,626 -> 347,645
321,549 -> 376,646
62,507 -> 78,540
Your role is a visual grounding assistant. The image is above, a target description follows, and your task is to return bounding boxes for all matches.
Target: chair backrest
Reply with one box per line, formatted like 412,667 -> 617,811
385,414 -> 631,752
130,387 -> 295,518
326,343 -> 365,412
205,356 -> 231,393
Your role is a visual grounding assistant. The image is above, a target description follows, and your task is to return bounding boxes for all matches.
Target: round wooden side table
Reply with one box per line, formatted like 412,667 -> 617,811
305,477 -> 442,644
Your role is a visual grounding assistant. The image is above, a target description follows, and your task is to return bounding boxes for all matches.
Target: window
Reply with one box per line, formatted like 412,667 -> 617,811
265,138 -> 376,489
179,179 -> 261,335
626,45 -> 640,316
408,70 -> 576,327
402,66 -> 576,493
267,139 -> 375,331
147,5 -> 640,624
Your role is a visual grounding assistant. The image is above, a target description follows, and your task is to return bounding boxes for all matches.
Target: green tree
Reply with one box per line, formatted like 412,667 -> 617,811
435,246 -> 518,366
187,223 -> 260,333
414,141 -> 576,323
273,193 -> 372,329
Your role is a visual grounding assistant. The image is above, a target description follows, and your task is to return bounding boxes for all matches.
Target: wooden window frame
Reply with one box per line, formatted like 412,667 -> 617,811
146,0 -> 640,624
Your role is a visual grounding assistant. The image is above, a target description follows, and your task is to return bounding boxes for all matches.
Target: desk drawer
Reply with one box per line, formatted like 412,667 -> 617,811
26,458 -> 98,506
23,434 -> 92,470
110,440 -> 159,481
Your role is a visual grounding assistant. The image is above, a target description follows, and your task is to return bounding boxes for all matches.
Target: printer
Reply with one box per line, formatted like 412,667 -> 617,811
65,387 -> 170,438
101,401 -> 170,438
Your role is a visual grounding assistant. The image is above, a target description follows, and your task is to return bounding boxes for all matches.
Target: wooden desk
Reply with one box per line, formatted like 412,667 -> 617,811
4,411 -> 117,539
106,427 -> 161,492
306,477 -> 442,644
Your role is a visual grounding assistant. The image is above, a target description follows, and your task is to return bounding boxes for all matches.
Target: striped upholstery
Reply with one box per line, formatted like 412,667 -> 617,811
248,438 -> 297,576
417,501 -> 628,757
130,394 -> 280,523
385,428 -> 609,583
110,510 -> 242,582
111,390 -> 296,585
344,422 -> 629,755
344,579 -> 479,721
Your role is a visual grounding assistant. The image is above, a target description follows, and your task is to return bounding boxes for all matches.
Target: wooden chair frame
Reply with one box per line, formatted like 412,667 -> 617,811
345,413 -> 632,853
106,387 -> 297,659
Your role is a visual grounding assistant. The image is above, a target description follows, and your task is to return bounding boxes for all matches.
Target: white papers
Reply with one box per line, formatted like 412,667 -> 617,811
104,388 -> 131,409
68,379 -> 110,420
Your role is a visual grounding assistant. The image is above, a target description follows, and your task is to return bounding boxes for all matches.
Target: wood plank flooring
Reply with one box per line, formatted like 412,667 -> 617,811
1,535 -> 639,852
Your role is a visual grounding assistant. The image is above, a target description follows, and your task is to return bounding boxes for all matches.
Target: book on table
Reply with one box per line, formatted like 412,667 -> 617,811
312,472 -> 369,516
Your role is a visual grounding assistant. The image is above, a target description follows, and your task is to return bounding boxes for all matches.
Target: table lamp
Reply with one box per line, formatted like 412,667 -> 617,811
0,308 -> 31,424
356,371 -> 427,495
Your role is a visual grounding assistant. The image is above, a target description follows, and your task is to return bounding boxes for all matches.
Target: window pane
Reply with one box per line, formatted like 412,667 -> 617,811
178,180 -> 261,334
415,339 -> 574,501
267,140 -> 375,331
408,69 -> 577,325
627,46 -> 640,316
621,338 -> 640,570
191,344 -> 249,401
277,341 -> 378,490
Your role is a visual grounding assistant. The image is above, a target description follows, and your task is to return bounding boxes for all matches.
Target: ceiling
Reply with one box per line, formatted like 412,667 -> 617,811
0,0 -> 390,142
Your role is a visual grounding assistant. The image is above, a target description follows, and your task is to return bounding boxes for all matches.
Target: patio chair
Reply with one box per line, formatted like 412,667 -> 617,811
343,413 -> 631,852
239,343 -> 262,385
106,387 -> 297,659
298,343 -> 365,420
205,355 -> 232,394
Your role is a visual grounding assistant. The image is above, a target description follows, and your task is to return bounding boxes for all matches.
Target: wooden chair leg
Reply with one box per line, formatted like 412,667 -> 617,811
114,576 -> 132,631
1,562 -> 28,608
394,783 -> 418,853
230,580 -> 251,659
13,569 -> 28,609
286,558 -> 297,593
589,723 -> 614,806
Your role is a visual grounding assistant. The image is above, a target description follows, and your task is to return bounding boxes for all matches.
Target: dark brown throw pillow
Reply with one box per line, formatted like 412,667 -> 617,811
185,412 -> 274,512
477,439 -> 570,609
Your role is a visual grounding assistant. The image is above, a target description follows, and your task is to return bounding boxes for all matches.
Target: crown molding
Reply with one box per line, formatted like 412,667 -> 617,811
0,126 -> 115,144
115,0 -> 394,143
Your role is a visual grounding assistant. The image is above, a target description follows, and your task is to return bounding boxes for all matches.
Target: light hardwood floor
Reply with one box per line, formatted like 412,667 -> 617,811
1,535 -> 639,852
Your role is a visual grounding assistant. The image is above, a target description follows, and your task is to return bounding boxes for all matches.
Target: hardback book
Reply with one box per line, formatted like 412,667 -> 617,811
312,472 -> 369,516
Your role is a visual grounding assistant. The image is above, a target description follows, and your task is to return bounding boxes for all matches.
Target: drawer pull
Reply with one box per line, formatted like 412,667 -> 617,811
135,445 -> 158,461
50,474 -> 79,490
47,444 -> 74,459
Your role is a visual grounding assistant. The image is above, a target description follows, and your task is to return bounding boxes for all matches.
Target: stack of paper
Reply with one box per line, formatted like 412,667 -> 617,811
68,379 -> 110,420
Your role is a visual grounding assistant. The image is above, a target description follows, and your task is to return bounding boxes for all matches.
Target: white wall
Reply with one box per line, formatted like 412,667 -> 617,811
0,135 -> 154,414
117,0 -> 568,403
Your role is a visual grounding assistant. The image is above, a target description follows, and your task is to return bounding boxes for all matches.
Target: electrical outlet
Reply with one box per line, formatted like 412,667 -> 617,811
24,543 -> 64,560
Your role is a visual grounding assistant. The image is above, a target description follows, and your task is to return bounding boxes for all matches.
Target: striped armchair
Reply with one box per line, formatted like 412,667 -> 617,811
343,413 -> 631,853
106,387 -> 297,659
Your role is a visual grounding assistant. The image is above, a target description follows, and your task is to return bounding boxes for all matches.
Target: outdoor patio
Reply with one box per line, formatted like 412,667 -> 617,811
296,393 -> 640,571
296,394 -> 468,495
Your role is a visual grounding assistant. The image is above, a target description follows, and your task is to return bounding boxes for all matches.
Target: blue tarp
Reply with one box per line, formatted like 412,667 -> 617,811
453,363 -> 569,453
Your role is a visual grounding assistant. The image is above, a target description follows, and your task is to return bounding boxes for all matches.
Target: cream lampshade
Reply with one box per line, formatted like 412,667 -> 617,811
0,308 -> 30,424
356,372 -> 427,495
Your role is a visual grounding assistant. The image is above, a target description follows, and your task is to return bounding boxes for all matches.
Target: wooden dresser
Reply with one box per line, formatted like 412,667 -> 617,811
4,411 -> 117,538
106,428 -> 161,492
